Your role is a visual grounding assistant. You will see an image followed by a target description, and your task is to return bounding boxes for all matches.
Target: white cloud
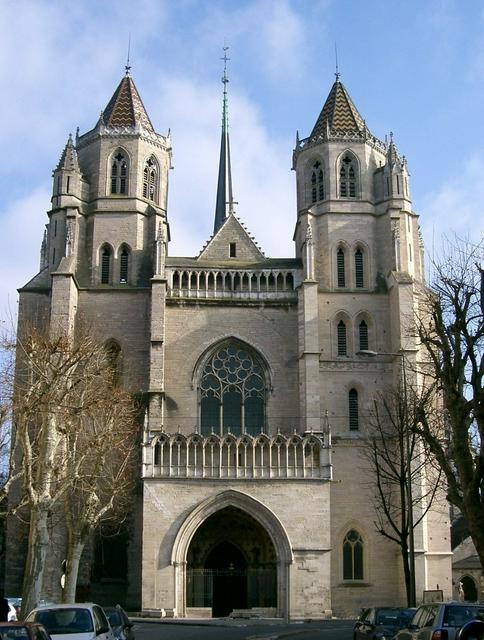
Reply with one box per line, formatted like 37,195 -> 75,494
0,187 -> 50,317
420,152 -> 484,257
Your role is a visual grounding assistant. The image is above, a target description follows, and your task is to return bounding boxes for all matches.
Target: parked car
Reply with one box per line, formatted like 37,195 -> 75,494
0,621 -> 51,640
394,602 -> 484,640
354,606 -> 416,639
456,619 -> 484,640
102,607 -> 134,640
25,603 -> 114,640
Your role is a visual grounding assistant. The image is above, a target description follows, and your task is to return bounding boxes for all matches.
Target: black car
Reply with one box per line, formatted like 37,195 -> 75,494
102,607 -> 134,640
354,606 -> 416,639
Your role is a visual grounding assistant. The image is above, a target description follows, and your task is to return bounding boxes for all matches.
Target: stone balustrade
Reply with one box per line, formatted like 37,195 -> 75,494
166,268 -> 299,300
142,431 -> 332,480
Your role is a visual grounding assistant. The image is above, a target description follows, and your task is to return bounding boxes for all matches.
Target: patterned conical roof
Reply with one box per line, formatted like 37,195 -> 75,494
102,74 -> 154,132
310,79 -> 366,139
55,134 -> 80,172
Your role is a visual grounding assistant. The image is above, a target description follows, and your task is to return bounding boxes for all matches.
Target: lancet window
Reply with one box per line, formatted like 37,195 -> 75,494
358,320 -> 368,352
143,156 -> 158,203
355,248 -> 364,288
349,388 -> 359,430
110,151 -> 128,195
337,248 -> 346,287
119,246 -> 130,284
339,154 -> 357,198
199,342 -> 266,436
337,320 -> 347,356
343,529 -> 364,580
101,246 -> 112,284
310,160 -> 324,203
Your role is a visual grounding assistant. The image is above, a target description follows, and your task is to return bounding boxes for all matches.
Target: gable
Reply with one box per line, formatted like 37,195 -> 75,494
198,215 -> 265,262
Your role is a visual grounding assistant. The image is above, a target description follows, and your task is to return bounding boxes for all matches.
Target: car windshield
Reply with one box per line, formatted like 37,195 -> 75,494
443,606 -> 484,628
35,608 -> 94,634
105,611 -> 122,627
376,609 -> 411,626
0,626 -> 30,640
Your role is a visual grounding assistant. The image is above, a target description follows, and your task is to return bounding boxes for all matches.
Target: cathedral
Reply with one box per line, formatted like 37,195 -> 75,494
10,60 -> 452,618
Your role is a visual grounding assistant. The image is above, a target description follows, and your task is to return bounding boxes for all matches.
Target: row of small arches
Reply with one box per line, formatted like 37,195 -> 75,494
110,148 -> 159,203
306,152 -> 358,205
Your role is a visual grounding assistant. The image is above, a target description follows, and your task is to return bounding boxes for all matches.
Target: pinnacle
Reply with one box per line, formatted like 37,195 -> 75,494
55,134 -> 80,172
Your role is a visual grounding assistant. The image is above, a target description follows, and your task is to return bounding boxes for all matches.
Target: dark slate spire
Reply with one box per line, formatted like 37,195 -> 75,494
310,76 -> 367,140
102,71 -> 154,132
213,47 -> 235,235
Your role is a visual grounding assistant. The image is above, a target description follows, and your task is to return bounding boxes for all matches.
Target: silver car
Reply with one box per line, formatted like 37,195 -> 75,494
394,602 -> 484,640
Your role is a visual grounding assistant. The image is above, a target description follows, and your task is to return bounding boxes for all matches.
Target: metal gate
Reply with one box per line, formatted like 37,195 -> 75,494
187,567 -> 277,608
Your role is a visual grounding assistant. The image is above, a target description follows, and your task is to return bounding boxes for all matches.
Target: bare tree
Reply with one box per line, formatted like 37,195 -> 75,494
2,328 -> 138,615
364,387 -> 442,606
413,237 -> 484,571
61,380 -> 138,602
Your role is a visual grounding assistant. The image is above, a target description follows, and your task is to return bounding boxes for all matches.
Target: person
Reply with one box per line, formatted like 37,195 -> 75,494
0,590 -> 10,622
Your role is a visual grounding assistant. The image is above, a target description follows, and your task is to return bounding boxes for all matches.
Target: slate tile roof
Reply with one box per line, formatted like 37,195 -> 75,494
310,79 -> 366,139
103,74 -> 154,132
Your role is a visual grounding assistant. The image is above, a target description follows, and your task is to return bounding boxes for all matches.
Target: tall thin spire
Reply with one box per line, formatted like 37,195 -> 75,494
213,46 -> 235,234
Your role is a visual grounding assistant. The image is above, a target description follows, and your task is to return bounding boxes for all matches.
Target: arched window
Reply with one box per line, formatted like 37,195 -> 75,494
337,248 -> 346,287
337,320 -> 347,356
111,151 -> 128,195
358,320 -> 368,351
343,529 -> 364,580
349,388 -> 359,430
340,154 -> 357,198
143,156 -> 158,203
355,248 -> 364,288
199,342 -> 266,436
119,246 -> 129,284
101,246 -> 112,284
310,160 -> 324,204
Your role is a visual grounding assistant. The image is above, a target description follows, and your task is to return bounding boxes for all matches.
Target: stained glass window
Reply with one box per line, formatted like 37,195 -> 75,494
200,343 -> 265,435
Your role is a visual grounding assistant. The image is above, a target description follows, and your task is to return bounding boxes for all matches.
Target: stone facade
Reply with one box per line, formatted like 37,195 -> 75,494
8,70 -> 453,618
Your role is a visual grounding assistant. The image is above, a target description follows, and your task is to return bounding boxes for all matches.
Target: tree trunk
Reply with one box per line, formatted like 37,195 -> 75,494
21,505 -> 50,618
62,533 -> 86,603
400,542 -> 412,607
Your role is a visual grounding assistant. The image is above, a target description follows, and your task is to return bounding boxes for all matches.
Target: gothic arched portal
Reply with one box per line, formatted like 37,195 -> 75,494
186,506 -> 277,617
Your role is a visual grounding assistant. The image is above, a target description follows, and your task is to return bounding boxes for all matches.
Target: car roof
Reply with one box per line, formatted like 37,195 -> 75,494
0,622 -> 45,627
34,603 -> 98,610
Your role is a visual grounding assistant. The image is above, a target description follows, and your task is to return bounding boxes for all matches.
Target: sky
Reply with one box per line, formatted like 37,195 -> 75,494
1,0 -> 483,318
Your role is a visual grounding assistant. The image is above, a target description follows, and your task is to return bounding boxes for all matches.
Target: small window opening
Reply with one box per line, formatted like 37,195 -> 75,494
349,389 -> 359,430
52,247 -> 56,264
119,248 -> 129,283
359,320 -> 368,351
54,220 -> 57,237
229,243 -> 236,258
101,247 -> 111,284
337,320 -> 347,356
66,176 -> 71,193
355,249 -> 364,288
409,243 -> 412,262
337,249 -> 345,288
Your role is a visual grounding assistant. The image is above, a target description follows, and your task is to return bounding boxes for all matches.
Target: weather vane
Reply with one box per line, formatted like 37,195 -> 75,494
125,33 -> 132,76
335,42 -> 340,81
221,44 -> 230,86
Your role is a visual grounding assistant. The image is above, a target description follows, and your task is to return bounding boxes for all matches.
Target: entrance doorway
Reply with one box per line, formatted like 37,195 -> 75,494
186,506 -> 277,617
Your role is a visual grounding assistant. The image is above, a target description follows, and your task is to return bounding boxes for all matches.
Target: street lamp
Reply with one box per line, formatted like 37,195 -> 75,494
357,349 -> 416,607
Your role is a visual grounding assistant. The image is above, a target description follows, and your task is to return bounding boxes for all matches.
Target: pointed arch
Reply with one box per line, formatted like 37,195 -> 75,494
171,490 -> 293,566
343,528 -> 364,579
195,338 -> 269,436
333,311 -> 352,357
305,156 -> 325,206
117,243 -> 132,284
99,243 -> 114,284
110,148 -> 130,195
338,150 -> 359,199
348,388 -> 359,430
354,310 -> 374,353
143,155 -> 159,203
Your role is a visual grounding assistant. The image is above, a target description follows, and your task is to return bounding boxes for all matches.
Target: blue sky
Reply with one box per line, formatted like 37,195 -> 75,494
0,0 -> 483,316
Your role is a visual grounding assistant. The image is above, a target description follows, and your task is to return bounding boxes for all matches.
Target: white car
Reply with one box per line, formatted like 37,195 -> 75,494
25,603 -> 114,640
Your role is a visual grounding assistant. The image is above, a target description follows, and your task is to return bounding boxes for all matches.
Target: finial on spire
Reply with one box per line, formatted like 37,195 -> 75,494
334,42 -> 340,81
125,33 -> 132,76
